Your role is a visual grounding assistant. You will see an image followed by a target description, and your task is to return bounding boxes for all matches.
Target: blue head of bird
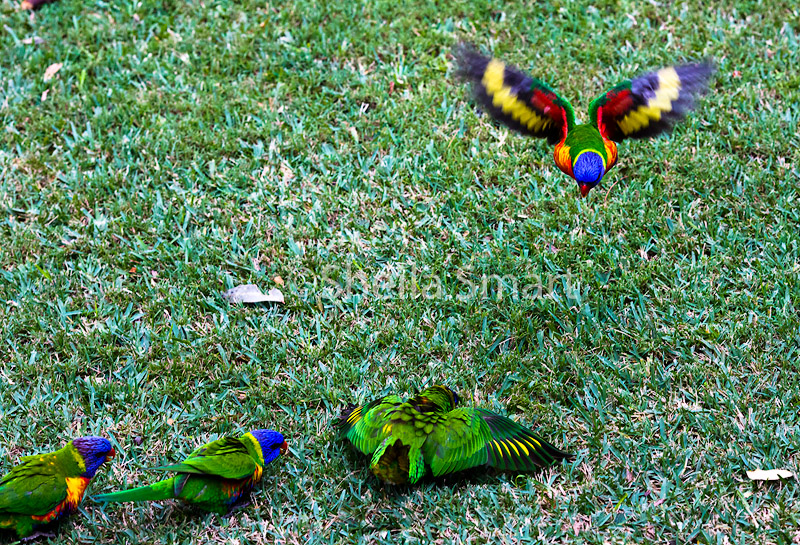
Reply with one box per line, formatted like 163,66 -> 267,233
72,436 -> 116,477
250,429 -> 288,464
573,151 -> 605,197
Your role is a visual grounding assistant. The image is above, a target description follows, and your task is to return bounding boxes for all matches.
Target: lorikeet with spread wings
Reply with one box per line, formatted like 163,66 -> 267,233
0,436 -> 115,539
93,429 -> 286,515
455,43 -> 714,197
336,385 -> 571,484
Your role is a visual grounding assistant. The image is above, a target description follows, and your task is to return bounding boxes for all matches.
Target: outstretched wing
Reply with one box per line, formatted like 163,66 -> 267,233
422,409 -> 492,476
336,395 -> 404,455
0,455 -> 67,516
422,408 -> 571,476
589,62 -> 714,142
454,43 -> 575,145
151,437 -> 257,480
477,409 -> 572,471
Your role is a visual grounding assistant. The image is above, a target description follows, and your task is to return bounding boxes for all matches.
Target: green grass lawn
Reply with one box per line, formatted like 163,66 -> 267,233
1,0 -> 799,542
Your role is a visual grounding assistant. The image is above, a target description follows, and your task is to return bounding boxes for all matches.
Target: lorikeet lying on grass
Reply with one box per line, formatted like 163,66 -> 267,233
93,430 -> 286,515
455,43 -> 714,197
0,436 -> 115,539
337,385 -> 570,484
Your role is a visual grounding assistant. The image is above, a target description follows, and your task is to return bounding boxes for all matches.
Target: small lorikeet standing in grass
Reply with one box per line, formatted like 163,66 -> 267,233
93,430 -> 286,515
455,43 -> 714,197
0,436 -> 115,539
337,385 -> 571,484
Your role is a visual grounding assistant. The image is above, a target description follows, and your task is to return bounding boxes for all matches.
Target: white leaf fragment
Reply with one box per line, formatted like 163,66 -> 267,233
222,284 -> 284,304
746,469 -> 794,481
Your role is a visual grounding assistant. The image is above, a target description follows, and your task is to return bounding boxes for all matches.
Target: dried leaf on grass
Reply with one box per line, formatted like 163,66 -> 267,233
222,284 -> 284,304
746,469 -> 794,481
43,62 -> 62,82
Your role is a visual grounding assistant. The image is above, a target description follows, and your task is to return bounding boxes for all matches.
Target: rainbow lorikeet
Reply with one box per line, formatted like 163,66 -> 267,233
337,385 -> 571,485
0,436 -> 115,539
455,44 -> 714,197
93,429 -> 286,515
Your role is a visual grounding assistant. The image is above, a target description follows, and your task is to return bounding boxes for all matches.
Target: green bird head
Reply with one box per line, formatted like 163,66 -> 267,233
71,436 -> 116,477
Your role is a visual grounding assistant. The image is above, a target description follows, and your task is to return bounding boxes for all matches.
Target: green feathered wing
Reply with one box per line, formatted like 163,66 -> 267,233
0,453 -> 68,517
152,437 -> 259,479
0,443 -> 97,538
423,408 -> 570,476
337,395 -> 404,455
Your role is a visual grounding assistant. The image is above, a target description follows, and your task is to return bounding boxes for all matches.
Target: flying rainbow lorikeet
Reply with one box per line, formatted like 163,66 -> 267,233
337,385 -> 571,485
93,429 -> 286,515
0,436 -> 115,539
455,43 -> 714,197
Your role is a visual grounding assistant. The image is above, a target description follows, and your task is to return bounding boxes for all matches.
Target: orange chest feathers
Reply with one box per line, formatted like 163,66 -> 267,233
31,477 -> 91,523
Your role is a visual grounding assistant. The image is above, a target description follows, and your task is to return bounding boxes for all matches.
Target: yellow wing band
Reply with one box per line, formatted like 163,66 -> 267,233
346,406 -> 362,425
482,59 -> 551,133
617,67 -> 681,135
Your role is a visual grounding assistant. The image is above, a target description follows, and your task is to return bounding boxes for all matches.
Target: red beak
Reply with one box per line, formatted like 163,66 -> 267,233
279,441 -> 288,455
579,184 -> 591,198
107,447 -> 116,459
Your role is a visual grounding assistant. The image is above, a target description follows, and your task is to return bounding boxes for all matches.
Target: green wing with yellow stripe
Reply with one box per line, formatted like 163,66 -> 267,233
336,395 -> 403,455
455,44 -> 575,145
422,408 -> 571,476
588,63 -> 714,142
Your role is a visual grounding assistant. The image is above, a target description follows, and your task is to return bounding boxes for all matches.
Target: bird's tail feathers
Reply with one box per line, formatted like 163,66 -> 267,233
370,437 -> 413,485
93,478 -> 176,503
453,42 -> 491,84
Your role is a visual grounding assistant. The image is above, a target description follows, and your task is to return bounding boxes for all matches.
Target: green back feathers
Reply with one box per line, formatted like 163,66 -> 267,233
152,436 -> 259,480
563,125 -> 610,162
0,452 -> 68,517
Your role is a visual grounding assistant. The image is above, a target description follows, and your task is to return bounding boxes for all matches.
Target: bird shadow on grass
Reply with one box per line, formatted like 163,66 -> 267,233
333,459 -> 552,537
0,526 -> 58,544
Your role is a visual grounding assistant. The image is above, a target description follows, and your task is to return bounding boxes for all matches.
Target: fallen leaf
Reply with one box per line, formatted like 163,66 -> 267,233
273,275 -> 284,287
222,284 -> 284,304
166,418 -> 174,425
43,62 -> 62,82
22,36 -> 45,45
40,89 -> 48,102
746,469 -> 794,481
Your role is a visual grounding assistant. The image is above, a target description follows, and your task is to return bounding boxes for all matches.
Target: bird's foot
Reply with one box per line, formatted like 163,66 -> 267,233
222,499 -> 252,518
20,530 -> 57,542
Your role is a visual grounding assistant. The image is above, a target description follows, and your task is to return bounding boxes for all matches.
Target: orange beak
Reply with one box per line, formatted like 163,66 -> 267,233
579,184 -> 591,198
280,441 -> 288,455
